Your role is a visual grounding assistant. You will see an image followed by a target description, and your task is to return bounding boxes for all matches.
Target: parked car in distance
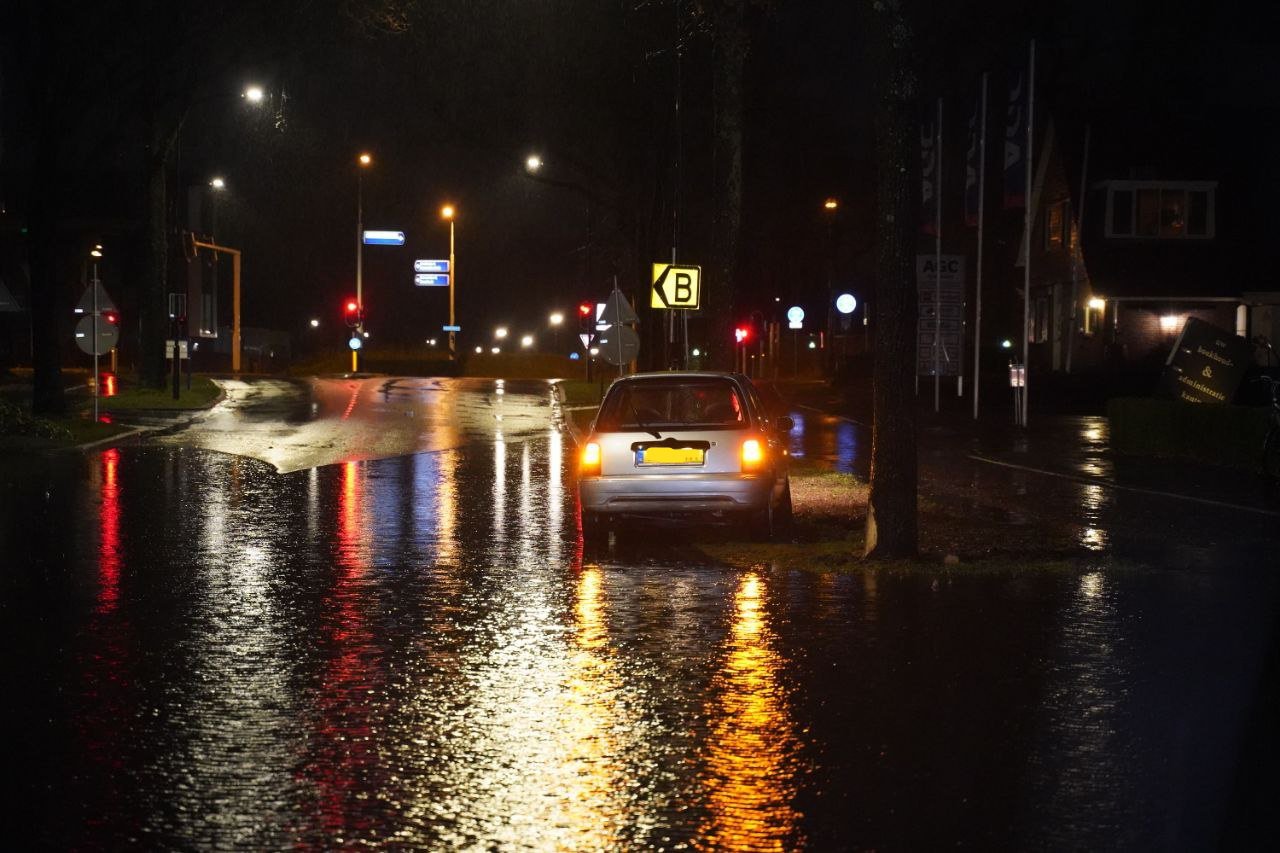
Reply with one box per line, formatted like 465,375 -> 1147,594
576,371 -> 793,543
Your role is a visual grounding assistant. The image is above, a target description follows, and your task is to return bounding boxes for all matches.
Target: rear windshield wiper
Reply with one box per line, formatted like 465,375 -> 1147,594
630,401 -> 662,439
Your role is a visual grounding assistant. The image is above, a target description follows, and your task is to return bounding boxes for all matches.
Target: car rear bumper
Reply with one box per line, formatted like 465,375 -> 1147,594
579,472 -> 774,516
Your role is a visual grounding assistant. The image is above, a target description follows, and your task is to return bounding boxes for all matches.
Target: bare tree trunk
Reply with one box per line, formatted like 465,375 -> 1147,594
864,0 -> 919,558
710,16 -> 747,371
139,116 -> 176,388
28,166 -> 66,416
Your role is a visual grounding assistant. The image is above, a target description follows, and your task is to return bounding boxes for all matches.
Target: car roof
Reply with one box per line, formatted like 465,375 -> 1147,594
609,371 -> 748,383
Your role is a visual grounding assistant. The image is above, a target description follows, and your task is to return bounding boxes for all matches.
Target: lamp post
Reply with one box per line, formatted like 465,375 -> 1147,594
822,197 -> 839,373
549,311 -> 563,354
354,152 -> 373,372
442,204 -> 457,357
90,245 -> 103,422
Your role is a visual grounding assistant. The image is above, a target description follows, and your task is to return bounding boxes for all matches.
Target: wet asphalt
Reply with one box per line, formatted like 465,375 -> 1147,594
3,376 -> 1278,849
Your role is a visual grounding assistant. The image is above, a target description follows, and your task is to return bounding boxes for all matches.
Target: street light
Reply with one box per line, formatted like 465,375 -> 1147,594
494,326 -> 508,340
525,154 -> 543,174
309,318 -> 320,328
441,204 -> 457,357
822,197 -> 840,371
209,176 -> 226,190
823,197 -> 839,211
549,311 -> 563,326
354,151 -> 373,372
243,85 -> 265,104
521,334 -> 534,348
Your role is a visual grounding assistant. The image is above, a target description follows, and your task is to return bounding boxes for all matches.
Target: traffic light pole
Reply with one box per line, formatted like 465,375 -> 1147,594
355,172 -> 364,373
192,237 -> 242,372
448,217 -> 456,358
92,262 -> 99,423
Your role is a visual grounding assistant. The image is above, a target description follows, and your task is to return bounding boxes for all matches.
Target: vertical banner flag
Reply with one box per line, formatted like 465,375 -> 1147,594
964,93 -> 981,226
1004,69 -> 1027,208
921,115 -> 937,235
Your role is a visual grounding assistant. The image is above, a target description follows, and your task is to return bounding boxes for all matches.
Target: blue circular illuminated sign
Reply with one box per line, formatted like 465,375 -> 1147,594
786,306 -> 805,324
836,293 -> 857,314
348,336 -> 363,351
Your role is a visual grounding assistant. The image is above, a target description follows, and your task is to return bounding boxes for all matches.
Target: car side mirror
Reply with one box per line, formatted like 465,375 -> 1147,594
776,416 -> 794,432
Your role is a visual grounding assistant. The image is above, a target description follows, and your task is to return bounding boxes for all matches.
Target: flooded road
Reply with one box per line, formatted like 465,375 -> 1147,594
3,377 -> 1277,848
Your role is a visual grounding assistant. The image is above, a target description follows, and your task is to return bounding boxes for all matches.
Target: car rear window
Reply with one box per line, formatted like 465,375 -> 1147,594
595,378 -> 750,432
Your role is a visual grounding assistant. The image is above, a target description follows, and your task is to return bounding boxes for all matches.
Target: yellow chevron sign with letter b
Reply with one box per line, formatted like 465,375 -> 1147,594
650,263 -> 701,310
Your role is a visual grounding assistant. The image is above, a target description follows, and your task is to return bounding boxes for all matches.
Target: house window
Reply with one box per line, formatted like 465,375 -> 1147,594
1044,200 -> 1068,250
1032,296 -> 1050,343
1104,181 -> 1215,239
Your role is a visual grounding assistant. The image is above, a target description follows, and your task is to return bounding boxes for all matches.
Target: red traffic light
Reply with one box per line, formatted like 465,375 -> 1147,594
577,302 -> 593,317
343,298 -> 361,328
103,312 -> 118,324
734,327 -> 750,344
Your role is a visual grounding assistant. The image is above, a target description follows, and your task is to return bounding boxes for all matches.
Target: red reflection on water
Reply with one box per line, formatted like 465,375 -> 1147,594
101,372 -> 117,397
98,448 -> 121,613
304,460 -> 384,840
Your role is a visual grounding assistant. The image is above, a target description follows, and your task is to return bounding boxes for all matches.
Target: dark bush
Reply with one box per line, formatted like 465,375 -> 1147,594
1107,397 -> 1271,471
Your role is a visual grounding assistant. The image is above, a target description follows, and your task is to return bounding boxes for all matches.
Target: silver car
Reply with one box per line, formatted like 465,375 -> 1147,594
577,371 -> 793,542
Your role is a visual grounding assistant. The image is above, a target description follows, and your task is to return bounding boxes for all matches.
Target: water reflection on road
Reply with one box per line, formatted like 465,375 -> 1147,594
2,378 -> 1275,848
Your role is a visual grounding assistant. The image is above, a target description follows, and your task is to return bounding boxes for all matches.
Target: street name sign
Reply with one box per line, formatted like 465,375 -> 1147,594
414,273 -> 450,287
163,339 -> 190,360
442,324 -> 462,332
414,259 -> 449,273
650,263 -> 702,309
363,230 -> 405,246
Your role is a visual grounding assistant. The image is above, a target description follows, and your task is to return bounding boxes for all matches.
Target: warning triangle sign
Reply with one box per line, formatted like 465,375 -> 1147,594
0,278 -> 21,313
597,288 -> 637,325
75,281 -> 117,314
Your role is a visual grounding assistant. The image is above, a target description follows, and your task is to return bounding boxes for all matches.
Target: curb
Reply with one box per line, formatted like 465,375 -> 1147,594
553,383 -> 585,446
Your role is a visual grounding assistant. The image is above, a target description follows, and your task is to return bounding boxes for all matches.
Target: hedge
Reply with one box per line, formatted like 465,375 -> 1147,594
1106,396 -> 1272,471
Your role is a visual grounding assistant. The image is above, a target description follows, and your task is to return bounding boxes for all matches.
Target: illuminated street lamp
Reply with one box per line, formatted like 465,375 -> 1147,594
491,346 -> 501,355
354,150 -> 374,372
549,311 -> 563,326
209,176 -> 226,190
525,154 -> 543,174
823,197 -> 839,211
243,85 -> 265,103
521,334 -> 534,348
494,326 -> 508,340
441,204 -> 457,357
309,318 -> 320,328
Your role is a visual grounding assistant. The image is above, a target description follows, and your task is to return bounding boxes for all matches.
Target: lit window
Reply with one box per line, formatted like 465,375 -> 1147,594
1104,181 -> 1215,239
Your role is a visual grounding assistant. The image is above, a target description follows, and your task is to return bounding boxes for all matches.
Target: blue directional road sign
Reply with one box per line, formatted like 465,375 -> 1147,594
414,259 -> 450,273
363,230 -> 405,246
414,274 -> 450,287
442,324 -> 462,332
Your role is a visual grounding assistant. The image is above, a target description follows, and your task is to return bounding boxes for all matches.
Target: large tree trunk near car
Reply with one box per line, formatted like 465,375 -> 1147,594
863,0 -> 919,559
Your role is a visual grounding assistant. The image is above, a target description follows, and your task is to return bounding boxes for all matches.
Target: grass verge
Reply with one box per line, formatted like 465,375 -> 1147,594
97,376 -> 222,410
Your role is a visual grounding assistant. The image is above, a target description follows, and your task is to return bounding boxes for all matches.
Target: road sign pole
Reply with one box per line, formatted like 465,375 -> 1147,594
92,263 -> 99,423
448,219 -> 456,358
354,171 -> 363,373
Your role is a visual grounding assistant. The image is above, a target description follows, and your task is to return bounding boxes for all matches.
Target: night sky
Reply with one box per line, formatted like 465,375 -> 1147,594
2,0 -> 1274,357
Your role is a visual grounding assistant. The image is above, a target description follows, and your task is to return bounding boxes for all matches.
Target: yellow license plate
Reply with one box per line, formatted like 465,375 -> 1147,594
641,446 -> 704,465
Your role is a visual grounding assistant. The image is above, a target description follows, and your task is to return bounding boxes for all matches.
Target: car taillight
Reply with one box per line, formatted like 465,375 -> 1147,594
581,441 -> 601,474
741,438 -> 765,471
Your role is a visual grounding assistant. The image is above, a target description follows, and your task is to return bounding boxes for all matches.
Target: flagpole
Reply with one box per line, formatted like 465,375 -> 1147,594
1020,39 -> 1035,427
973,72 -> 988,420
934,96 -> 942,414
1065,123 -> 1090,374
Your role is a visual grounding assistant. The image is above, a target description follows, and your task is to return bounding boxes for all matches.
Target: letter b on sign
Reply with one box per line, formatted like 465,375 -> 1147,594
674,273 -> 692,304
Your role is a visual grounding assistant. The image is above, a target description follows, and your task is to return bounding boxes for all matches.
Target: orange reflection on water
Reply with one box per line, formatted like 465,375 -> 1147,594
698,572 -> 803,851
97,448 -> 121,613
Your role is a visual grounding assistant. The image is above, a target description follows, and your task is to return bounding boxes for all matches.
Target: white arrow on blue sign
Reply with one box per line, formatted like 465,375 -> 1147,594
442,324 -> 461,332
363,230 -> 405,246
414,274 -> 450,287
414,259 -> 449,273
